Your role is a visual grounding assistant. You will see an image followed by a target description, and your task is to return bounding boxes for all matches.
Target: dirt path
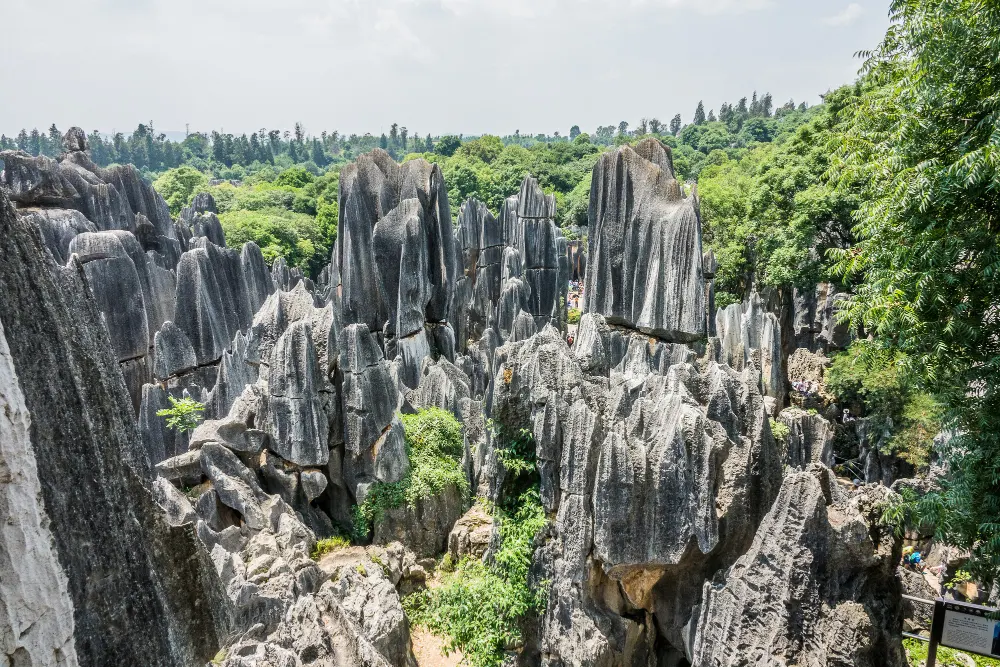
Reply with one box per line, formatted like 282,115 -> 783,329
411,627 -> 463,667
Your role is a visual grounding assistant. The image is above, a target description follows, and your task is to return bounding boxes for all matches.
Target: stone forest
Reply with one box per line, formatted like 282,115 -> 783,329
3,3 -> 1000,667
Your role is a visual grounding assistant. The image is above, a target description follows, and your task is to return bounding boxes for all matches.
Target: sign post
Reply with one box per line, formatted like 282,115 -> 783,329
926,597 -> 1000,666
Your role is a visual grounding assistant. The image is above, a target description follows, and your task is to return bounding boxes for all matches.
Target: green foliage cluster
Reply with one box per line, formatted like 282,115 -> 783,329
310,534 -> 351,560
404,490 -> 548,667
567,308 -> 582,325
150,164 -> 339,277
826,347 -> 942,468
353,408 -> 468,539
413,135 -> 603,228
156,396 -> 205,433
832,0 -> 1000,583
152,166 -> 208,216
769,418 -> 790,448
903,637 -> 1000,667
697,87 -> 856,295
489,422 -> 538,489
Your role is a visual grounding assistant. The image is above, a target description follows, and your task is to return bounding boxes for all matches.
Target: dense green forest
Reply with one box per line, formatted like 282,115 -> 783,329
1,91 -> 814,278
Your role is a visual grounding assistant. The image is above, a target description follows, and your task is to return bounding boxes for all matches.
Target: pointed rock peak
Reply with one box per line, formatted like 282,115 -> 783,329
62,126 -> 88,153
633,136 -> 675,177
517,174 -> 556,219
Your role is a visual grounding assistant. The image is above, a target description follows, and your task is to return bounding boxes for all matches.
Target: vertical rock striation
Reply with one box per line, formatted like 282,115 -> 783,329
0,188 -> 232,666
584,138 -> 705,341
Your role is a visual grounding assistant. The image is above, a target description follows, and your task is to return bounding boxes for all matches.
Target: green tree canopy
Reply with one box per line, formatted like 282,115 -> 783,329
152,166 -> 208,215
833,0 -> 1000,584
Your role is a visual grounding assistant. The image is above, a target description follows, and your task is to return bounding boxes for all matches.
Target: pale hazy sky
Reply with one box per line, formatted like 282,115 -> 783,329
0,0 -> 890,138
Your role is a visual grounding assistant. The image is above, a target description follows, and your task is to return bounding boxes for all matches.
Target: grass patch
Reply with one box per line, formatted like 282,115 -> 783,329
353,408 -> 468,539
404,489 -> 548,667
904,638 -> 1000,667
311,534 -> 351,560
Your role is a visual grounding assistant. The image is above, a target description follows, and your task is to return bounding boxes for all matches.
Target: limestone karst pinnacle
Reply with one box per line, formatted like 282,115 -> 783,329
0,129 -> 904,667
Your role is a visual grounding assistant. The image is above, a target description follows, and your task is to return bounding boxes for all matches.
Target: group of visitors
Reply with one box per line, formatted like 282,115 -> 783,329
792,380 -> 820,398
568,281 -> 583,310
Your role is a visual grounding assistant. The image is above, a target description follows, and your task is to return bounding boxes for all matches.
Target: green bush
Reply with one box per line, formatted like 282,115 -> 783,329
156,396 -> 205,433
567,308 -> 581,324
275,165 -> 316,188
826,345 -> 942,467
353,408 -> 468,539
769,418 -> 789,447
903,637 -> 1000,667
218,207 -> 326,274
405,489 -> 548,667
153,166 -> 208,216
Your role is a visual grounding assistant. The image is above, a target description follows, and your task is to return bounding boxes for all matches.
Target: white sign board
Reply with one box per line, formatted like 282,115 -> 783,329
939,601 -> 1000,657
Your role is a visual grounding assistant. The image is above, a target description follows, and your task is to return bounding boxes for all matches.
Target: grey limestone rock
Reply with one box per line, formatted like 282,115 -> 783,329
340,324 -> 409,493
715,293 -> 785,409
372,198 -> 431,338
337,149 -> 455,333
301,470 -> 328,502
190,416 -> 260,453
777,407 -> 835,469
200,442 -> 268,531
242,241 -> 276,316
16,207 -> 96,264
404,356 -> 473,418
691,467 -> 905,667
0,189 -> 231,666
68,231 -> 150,361
328,559 -> 417,666
447,504 -> 493,562
264,320 -> 329,467
180,193 -> 226,247
151,476 -> 198,527
585,138 -> 705,342
174,248 -> 234,365
154,449 -> 204,487
152,320 -> 197,379
372,480 -> 465,558
0,317 -> 80,667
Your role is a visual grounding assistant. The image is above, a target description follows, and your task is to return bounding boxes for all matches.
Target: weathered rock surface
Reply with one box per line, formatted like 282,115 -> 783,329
485,321 -> 782,664
373,482 -> 465,558
447,504 -> 493,562
0,318 -> 80,667
777,407 -> 835,469
716,292 -> 785,412
0,188 -> 231,666
584,138 -> 705,341
691,467 -> 904,667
